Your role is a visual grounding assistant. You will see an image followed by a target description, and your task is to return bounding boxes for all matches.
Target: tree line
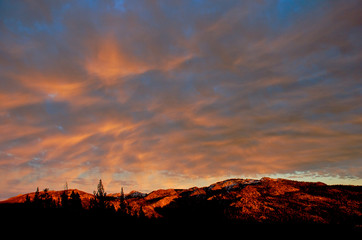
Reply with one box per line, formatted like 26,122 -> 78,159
22,179 -> 139,218
24,187 -> 82,210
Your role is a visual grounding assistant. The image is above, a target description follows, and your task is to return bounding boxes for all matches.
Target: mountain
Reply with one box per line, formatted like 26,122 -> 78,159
123,177 -> 362,224
1,177 -> 361,225
1,189 -> 94,208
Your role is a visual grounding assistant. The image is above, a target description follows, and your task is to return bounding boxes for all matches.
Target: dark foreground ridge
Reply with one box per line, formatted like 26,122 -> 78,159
1,177 -> 361,230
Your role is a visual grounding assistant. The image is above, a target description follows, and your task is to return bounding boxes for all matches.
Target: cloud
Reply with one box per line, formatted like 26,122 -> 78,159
0,0 -> 361,199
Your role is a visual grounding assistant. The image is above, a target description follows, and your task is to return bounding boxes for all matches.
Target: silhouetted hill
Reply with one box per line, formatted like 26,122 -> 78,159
1,189 -> 93,208
1,177 -> 361,228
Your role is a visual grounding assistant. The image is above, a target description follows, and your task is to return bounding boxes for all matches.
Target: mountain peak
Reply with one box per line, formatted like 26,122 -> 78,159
208,178 -> 261,191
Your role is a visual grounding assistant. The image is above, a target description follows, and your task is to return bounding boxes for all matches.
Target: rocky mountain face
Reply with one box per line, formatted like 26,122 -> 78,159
122,177 -> 362,224
1,177 -> 361,224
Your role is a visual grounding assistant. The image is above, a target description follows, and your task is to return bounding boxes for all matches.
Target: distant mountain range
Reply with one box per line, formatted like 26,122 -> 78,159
1,177 -> 361,225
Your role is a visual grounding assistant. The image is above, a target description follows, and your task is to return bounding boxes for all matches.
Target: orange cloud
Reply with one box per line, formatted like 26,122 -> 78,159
85,35 -> 150,80
1,0 -> 361,200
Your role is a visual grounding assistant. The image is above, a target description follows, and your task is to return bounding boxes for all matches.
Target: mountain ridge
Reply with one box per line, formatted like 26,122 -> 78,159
1,177 -> 361,224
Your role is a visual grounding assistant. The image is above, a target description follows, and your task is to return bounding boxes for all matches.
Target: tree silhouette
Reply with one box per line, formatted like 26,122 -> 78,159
94,179 -> 106,198
118,187 -> 127,215
34,187 -> 40,199
33,187 -> 41,208
120,187 -> 125,201
60,190 -> 69,208
24,194 -> 31,207
40,188 -> 56,208
69,190 -> 82,210
91,179 -> 110,210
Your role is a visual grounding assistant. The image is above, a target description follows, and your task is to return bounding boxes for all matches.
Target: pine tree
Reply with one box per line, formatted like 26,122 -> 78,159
69,190 -> 82,210
91,179 -> 108,210
33,187 -> 41,208
41,188 -> 54,208
25,194 -> 31,207
60,190 -> 69,208
94,179 -> 106,198
120,187 -> 124,201
35,187 -> 40,199
119,187 -> 127,215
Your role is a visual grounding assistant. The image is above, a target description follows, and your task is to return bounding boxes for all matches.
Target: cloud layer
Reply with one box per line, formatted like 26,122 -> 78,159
1,0 -> 361,198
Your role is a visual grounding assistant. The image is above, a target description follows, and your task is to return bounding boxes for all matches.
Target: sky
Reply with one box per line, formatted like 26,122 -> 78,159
0,0 -> 361,199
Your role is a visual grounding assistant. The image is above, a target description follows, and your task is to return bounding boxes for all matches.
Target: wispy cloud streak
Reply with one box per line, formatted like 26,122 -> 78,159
0,0 -> 361,199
